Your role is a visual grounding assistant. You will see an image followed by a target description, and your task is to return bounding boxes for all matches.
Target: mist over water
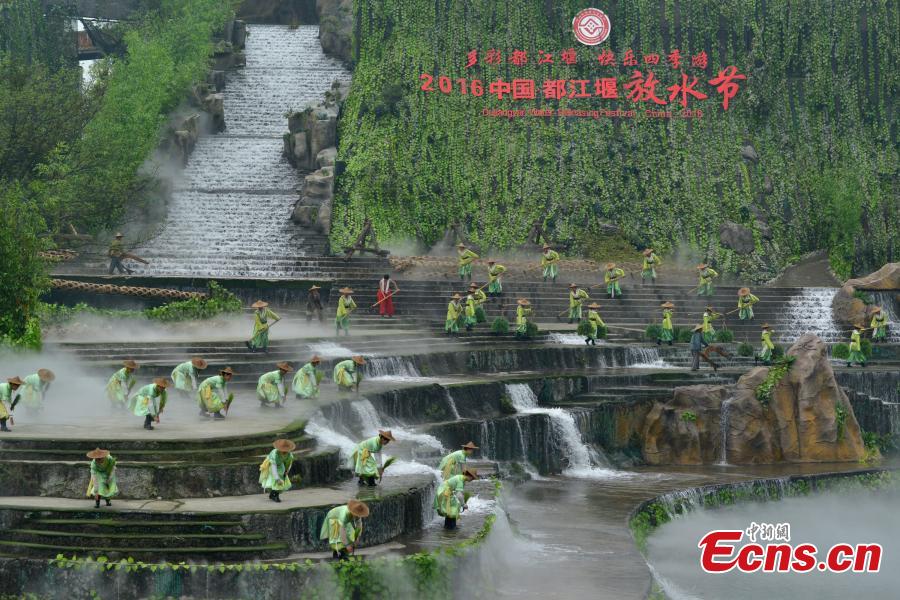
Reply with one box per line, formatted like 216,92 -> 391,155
645,488 -> 900,599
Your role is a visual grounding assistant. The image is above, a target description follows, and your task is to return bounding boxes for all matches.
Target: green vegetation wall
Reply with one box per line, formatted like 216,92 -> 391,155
333,0 -> 897,279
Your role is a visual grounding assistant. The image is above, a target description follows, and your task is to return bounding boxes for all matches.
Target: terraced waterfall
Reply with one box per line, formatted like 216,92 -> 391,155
132,25 -> 350,277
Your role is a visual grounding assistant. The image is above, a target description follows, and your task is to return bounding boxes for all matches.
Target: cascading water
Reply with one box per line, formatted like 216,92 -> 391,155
306,341 -> 355,358
626,347 -> 676,369
365,356 -> 423,381
505,384 -> 624,479
781,287 -> 842,342
132,25 -> 351,277
443,388 -> 461,420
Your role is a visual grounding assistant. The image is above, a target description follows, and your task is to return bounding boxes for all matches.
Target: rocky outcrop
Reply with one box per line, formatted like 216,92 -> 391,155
317,0 -> 354,63
642,334 -> 866,465
832,262 -> 900,328
642,385 -> 728,465
285,81 -> 350,232
719,221 -> 755,254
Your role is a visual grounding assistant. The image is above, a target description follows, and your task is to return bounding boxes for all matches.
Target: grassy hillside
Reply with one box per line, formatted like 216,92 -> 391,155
332,0 -> 897,280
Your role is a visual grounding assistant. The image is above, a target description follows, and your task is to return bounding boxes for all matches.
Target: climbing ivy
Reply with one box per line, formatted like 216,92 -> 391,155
334,0 -> 897,279
755,355 -> 796,407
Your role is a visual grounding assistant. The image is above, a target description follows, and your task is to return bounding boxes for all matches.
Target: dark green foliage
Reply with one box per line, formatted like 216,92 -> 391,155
715,329 -> 734,343
576,319 -> 592,337
333,0 -> 897,279
498,394 -> 516,415
860,338 -> 873,358
0,182 -> 48,349
490,317 -> 509,334
518,321 -> 539,339
831,343 -> 850,359
771,344 -> 785,359
0,0 -> 76,69
852,290 -> 874,305
644,324 -> 662,341
596,324 -> 608,339
737,342 -> 754,357
681,411 -> 698,423
674,327 -> 693,343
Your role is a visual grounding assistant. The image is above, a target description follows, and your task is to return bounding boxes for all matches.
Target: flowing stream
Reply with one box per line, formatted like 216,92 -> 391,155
133,25 -> 350,277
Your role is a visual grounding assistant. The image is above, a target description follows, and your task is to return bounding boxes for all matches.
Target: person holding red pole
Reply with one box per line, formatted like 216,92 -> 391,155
376,274 -> 399,318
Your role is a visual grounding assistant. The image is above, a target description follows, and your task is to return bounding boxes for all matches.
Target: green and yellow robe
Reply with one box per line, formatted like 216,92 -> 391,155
87,456 -> 118,499
130,383 -> 166,417
604,268 -> 625,297
249,308 -> 280,350
256,370 -> 287,406
697,268 -> 719,296
758,330 -> 775,363
446,301 -> 462,333
259,448 -> 295,492
660,309 -> 674,342
105,368 -> 135,407
515,304 -> 533,335
0,382 -> 19,421
320,505 -> 362,552
702,311 -> 718,343
434,474 -> 467,519
871,313 -> 888,341
487,264 -> 506,294
20,373 -> 51,410
848,330 -> 866,365
569,288 -> 589,321
350,435 -> 383,477
641,253 -> 661,280
171,361 -> 199,392
541,250 -> 560,281
586,309 -> 605,341
293,362 -> 323,398
335,296 -> 356,333
457,249 -> 478,279
438,449 -> 468,480
333,359 -> 361,389
738,294 -> 759,320
198,375 -> 229,413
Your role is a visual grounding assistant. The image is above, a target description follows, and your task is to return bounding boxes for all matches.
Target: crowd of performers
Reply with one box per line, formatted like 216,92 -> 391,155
68,433 -> 483,560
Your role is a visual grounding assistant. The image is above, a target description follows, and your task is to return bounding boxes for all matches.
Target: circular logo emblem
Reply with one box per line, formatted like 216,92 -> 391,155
572,8 -> 611,46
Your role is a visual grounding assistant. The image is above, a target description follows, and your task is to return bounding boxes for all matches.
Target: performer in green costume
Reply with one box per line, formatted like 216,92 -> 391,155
756,324 -> 775,365
257,362 -> 293,407
541,244 -> 560,282
457,243 -> 478,281
696,263 -> 719,296
870,307 -> 888,342
641,248 -> 661,284
20,368 -> 55,411
130,378 -> 168,431
335,287 -> 357,336
568,283 -> 590,323
434,468 -> 477,530
515,298 -> 533,337
487,260 -> 506,297
469,282 -> 487,323
438,442 -> 478,480
702,306 -> 720,343
105,360 -> 138,408
293,356 -> 323,399
737,287 -> 759,321
351,430 -> 394,486
446,293 -> 463,335
585,302 -> 605,346
259,439 -> 296,502
658,302 -> 675,345
86,448 -> 118,508
320,499 -> 369,560
171,357 -> 207,397
0,376 -> 23,432
603,262 -> 625,298
847,326 -> 867,367
333,356 -> 365,392
246,300 -> 280,352
198,367 -> 234,418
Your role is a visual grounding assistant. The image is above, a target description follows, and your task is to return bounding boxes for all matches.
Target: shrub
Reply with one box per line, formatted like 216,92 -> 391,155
498,395 -> 516,414
737,342 -> 754,357
852,290 -> 873,305
577,319 -> 592,337
860,338 -> 873,358
772,344 -> 785,359
715,329 -> 735,343
831,343 -> 850,359
518,321 -> 539,339
490,317 -> 509,335
596,324 -> 608,339
681,411 -> 698,423
644,324 -> 662,340
675,327 -> 693,343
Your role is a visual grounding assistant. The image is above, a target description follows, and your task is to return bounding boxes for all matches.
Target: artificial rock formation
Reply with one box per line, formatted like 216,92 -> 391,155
832,262 -> 900,328
285,81 -> 350,232
317,0 -> 354,63
642,334 -> 865,465
718,220 -> 756,254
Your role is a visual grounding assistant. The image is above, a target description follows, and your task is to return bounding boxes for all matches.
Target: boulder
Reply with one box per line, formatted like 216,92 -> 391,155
641,334 -> 866,465
317,147 -> 337,168
740,142 -> 759,163
317,0 -> 354,63
719,220 -> 755,254
284,106 -> 338,170
832,263 -> 900,328
641,385 -> 729,465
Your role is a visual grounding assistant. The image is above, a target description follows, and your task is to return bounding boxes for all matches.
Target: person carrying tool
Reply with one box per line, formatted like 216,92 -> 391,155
696,263 -> 719,296
246,300 -> 280,352
86,448 -> 118,508
689,325 -> 709,371
376,274 -> 399,318
756,324 -> 775,365
515,298 -> 533,338
0,376 -> 23,432
702,306 -> 720,343
487,260 -> 506,297
847,325 -> 867,367
469,282 -> 488,323
541,244 -> 560,282
737,288 -> 759,321
351,429 -> 394,486
585,302 -> 605,346
640,248 -> 661,284
107,233 -> 134,275
870,307 -> 888,342
335,288 -> 356,336
568,283 -> 590,323
457,243 -> 479,281
446,293 -> 463,335
603,263 -> 625,298
130,378 -> 168,431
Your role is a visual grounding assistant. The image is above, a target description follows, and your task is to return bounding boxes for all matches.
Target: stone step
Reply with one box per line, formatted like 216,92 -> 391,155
0,538 -> 290,560
5,528 -> 269,549
28,517 -> 244,533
